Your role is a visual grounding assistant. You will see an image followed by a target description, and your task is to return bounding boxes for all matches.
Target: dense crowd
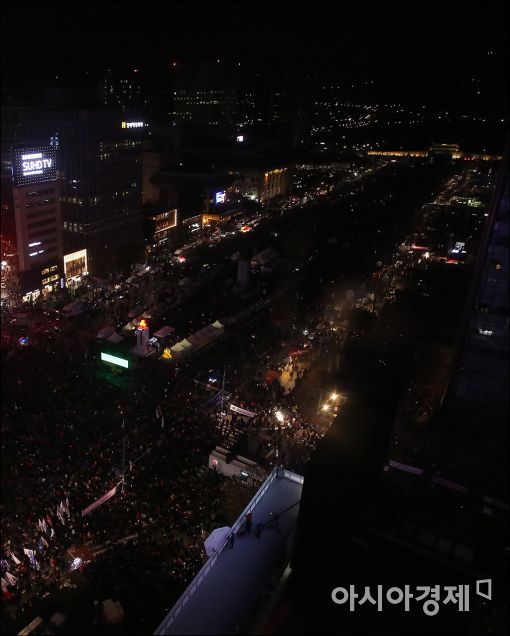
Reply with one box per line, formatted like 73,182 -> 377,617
0,333 -> 231,632
1,283 -> 334,634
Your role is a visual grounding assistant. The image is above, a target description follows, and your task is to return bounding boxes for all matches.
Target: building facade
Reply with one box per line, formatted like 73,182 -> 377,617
19,109 -> 145,276
11,146 -> 64,298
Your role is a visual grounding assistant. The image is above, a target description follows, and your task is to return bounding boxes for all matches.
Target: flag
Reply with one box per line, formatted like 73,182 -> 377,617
40,536 -> 49,548
65,497 -> 70,517
5,571 -> 17,586
41,518 -> 48,534
49,527 -> 55,539
23,549 -> 36,568
1,578 -> 7,592
9,552 -> 20,566
161,416 -> 165,429
56,509 -> 65,525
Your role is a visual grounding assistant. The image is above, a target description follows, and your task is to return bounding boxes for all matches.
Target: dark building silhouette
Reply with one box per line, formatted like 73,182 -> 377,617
18,108 -> 145,276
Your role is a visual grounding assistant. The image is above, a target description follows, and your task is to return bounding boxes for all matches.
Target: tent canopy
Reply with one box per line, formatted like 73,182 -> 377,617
204,526 -> 232,557
154,325 -> 174,338
107,332 -> 124,343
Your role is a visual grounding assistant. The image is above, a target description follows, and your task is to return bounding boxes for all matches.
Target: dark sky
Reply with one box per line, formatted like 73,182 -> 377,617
2,0 -> 509,107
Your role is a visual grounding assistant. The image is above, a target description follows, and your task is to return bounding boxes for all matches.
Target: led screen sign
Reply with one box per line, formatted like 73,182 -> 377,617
101,352 -> 129,369
121,121 -> 144,129
215,191 -> 226,204
13,147 -> 57,187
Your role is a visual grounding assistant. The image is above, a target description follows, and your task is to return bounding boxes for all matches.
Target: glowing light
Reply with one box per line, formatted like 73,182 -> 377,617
138,319 -> 148,330
322,404 -> 330,412
101,352 -> 129,369
331,393 -> 338,401
275,410 -> 284,422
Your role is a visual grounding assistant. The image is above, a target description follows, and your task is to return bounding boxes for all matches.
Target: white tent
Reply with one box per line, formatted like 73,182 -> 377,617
107,332 -> 124,343
170,343 -> 185,356
154,325 -> 174,339
103,599 -> 124,625
212,320 -> 224,330
204,526 -> 232,557
96,325 -> 115,340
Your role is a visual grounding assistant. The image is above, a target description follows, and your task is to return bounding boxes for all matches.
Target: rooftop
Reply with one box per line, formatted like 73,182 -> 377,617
154,468 -> 303,635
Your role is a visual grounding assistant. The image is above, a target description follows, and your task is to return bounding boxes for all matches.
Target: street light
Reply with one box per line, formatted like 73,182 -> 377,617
322,403 -> 330,412
275,410 -> 284,423
330,392 -> 339,401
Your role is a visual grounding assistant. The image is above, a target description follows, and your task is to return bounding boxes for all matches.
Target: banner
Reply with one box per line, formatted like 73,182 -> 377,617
81,486 -> 117,517
388,460 -> 424,475
229,404 -> 256,418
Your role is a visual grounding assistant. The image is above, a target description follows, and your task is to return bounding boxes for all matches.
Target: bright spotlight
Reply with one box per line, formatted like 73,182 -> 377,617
275,410 -> 284,422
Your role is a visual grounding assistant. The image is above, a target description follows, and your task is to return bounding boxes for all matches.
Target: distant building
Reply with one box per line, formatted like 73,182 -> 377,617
100,68 -> 143,112
170,61 -> 240,127
19,109 -> 145,276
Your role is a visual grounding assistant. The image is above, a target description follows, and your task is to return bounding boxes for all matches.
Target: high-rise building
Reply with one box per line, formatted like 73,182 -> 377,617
19,109 -> 145,276
170,61 -> 240,127
11,146 -> 64,298
438,148 -> 509,495
447,151 -> 509,407
101,68 -> 143,112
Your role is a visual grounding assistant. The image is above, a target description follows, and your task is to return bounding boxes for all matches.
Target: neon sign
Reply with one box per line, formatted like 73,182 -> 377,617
121,121 -> 144,129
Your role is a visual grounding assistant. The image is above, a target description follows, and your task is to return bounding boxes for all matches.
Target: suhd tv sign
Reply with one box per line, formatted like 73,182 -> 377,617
13,147 -> 57,187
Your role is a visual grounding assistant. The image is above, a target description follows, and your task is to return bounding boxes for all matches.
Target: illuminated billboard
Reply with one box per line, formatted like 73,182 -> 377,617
64,249 -> 88,279
215,191 -> 226,204
121,121 -> 144,129
154,209 -> 178,234
236,135 -> 244,142
101,352 -> 129,369
13,147 -> 57,187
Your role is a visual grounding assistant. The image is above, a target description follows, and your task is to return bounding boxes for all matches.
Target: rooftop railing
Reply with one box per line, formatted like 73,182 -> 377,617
154,466 -> 303,635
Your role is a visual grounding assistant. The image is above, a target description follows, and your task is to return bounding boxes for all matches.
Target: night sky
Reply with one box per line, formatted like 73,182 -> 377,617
2,0 -> 509,109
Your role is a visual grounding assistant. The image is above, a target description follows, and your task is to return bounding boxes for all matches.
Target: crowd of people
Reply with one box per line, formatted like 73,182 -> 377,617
1,278 -> 336,635
0,330 -> 238,633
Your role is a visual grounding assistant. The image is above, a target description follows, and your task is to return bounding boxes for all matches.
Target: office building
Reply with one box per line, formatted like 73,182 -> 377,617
170,60 -> 240,127
101,68 -> 143,111
11,146 -> 64,298
19,109 -> 145,276
438,148 -> 509,495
